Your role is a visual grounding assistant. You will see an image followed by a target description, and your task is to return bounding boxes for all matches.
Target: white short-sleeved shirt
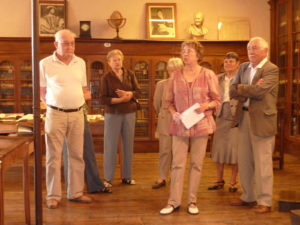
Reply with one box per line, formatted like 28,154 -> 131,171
40,52 -> 87,109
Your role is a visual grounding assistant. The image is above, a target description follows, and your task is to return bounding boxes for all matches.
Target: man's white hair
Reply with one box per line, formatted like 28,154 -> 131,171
248,36 -> 269,50
55,29 -> 76,42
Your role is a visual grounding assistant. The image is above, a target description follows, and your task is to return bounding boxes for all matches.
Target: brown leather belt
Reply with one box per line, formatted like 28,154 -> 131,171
47,105 -> 83,113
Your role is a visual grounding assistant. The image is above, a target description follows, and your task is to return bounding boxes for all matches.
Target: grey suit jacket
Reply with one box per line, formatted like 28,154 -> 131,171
153,79 -> 172,135
216,73 -> 238,119
230,61 -> 279,137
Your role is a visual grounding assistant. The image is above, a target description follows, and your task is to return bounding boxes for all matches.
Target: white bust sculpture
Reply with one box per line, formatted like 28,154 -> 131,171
189,12 -> 208,40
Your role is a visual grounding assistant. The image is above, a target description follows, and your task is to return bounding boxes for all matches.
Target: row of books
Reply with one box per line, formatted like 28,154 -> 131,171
136,108 -> 148,120
135,123 -> 148,137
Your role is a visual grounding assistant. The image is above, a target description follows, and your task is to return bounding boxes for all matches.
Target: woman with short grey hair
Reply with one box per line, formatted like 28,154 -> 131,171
100,49 -> 141,187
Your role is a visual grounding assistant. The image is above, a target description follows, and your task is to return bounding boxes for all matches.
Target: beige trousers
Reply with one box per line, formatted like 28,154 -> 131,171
168,135 -> 208,207
45,107 -> 84,201
158,133 -> 172,180
238,111 -> 274,206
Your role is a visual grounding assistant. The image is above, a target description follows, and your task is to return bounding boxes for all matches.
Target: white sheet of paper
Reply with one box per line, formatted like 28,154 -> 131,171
181,103 -> 205,129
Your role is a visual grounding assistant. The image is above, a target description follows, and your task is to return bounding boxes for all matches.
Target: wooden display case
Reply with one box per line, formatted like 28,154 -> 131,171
270,0 -> 300,155
0,37 -> 248,152
0,61 -> 15,113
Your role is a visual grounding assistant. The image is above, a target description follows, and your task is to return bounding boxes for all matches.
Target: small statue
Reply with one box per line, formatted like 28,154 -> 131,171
188,12 -> 208,40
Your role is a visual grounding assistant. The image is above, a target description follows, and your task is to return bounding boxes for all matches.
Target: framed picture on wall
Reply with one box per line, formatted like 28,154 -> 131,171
39,0 -> 66,36
146,3 -> 177,40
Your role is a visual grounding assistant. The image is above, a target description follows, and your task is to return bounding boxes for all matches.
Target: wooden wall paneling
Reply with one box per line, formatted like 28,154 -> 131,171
0,37 -> 248,152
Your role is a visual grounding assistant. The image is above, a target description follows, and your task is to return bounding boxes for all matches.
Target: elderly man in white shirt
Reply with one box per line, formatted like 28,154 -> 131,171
40,29 -> 92,209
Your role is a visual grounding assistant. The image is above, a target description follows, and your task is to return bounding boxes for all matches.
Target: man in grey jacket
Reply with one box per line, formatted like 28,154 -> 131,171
229,37 -> 279,213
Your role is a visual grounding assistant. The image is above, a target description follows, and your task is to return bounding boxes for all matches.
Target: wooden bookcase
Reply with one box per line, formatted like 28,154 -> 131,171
270,0 -> 300,156
0,37 -> 248,152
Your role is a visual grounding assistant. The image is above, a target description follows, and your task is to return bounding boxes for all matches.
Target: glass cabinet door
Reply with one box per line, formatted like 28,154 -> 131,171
293,0 -> 300,33
291,0 -> 300,137
276,2 -> 289,115
134,61 -> 149,138
279,69 -> 288,99
0,61 -> 15,112
20,60 -> 33,113
278,2 -> 288,35
278,36 -> 288,105
134,61 -> 149,99
89,61 -> 104,114
155,61 -> 168,82
279,36 -> 288,67
291,104 -> 300,137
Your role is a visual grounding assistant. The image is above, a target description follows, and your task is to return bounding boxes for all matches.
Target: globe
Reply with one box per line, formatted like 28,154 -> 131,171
107,11 -> 126,39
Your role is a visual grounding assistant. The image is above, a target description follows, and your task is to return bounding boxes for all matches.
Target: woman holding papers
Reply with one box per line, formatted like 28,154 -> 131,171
160,40 -> 221,215
208,52 -> 240,192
